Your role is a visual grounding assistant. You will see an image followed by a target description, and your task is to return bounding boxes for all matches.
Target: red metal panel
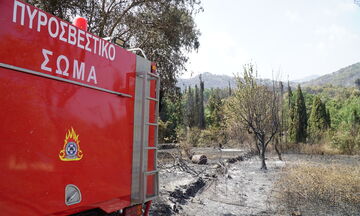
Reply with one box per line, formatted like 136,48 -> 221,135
0,0 -> 141,214
0,0 -> 135,95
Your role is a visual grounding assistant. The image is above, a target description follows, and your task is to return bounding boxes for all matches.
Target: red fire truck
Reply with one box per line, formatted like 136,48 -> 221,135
0,0 -> 159,215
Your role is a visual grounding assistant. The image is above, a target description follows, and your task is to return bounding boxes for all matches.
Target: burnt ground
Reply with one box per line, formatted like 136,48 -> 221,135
150,148 -> 360,216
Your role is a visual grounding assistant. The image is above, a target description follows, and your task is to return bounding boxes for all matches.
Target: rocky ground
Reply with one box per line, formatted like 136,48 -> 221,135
150,148 -> 360,216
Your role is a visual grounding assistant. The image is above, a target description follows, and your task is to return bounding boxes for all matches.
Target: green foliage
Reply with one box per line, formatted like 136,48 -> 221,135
177,126 -> 226,147
158,92 -> 183,143
305,62 -> 360,87
287,82 -> 293,107
225,64 -> 280,169
199,75 -> 206,129
183,86 -> 195,127
331,123 -> 360,154
185,127 -> 201,147
355,78 -> 360,89
206,89 -> 223,128
322,89 -> 360,129
287,84 -> 296,142
199,127 -> 227,147
182,82 -> 206,129
288,97 -> 297,142
194,85 -> 200,126
308,96 -> 330,142
331,107 -> 360,154
288,85 -> 308,143
25,0 -> 88,21
296,85 -> 308,143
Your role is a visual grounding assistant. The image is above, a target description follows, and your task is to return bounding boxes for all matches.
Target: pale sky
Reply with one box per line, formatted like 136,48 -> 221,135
183,0 -> 360,81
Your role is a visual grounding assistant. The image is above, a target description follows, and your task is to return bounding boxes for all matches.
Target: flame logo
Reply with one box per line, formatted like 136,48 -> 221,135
59,127 -> 83,161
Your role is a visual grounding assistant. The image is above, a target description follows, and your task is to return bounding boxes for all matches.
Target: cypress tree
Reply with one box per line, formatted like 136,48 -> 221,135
185,86 -> 195,127
308,96 -> 328,141
320,101 -> 328,128
296,85 -> 307,143
199,75 -> 206,129
194,84 -> 200,127
355,78 -> 360,90
288,83 -> 298,142
289,102 -> 297,142
325,108 -> 331,129
207,89 -> 222,128
279,81 -> 284,140
287,81 -> 293,107
228,80 -> 232,96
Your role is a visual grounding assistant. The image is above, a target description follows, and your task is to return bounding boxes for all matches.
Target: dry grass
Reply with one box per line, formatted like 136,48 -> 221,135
280,142 -> 341,155
297,143 -> 340,155
274,163 -> 360,215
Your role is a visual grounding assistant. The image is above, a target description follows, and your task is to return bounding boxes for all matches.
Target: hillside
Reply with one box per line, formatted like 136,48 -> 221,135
304,62 -> 360,87
178,62 -> 360,90
293,74 -> 321,83
177,72 -> 294,90
177,72 -> 236,90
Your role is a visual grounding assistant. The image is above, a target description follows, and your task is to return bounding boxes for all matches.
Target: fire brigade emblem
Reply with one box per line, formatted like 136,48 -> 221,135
59,127 -> 83,161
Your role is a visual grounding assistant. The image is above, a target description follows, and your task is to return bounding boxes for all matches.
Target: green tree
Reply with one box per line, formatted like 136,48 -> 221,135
184,86 -> 195,127
331,108 -> 360,154
225,64 -> 280,170
206,89 -> 223,128
25,0 -> 88,21
308,96 -> 329,141
296,85 -> 307,143
228,80 -> 232,96
199,75 -> 206,129
279,81 -> 285,138
194,84 -> 200,127
158,89 -> 182,142
325,108 -> 331,128
352,109 -> 360,125
288,85 -> 308,143
288,84 -> 297,142
287,81 -> 293,107
355,78 -> 360,90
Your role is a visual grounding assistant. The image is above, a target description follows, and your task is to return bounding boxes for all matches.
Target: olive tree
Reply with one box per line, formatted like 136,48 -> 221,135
225,64 -> 280,170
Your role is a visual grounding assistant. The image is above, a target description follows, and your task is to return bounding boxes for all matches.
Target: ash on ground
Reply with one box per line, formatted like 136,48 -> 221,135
151,148 -> 283,216
151,148 -> 360,216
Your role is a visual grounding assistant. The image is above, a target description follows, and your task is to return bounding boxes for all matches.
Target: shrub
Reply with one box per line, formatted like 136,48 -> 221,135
158,119 -> 172,143
280,131 -> 339,155
331,124 -> 360,155
197,127 -> 227,147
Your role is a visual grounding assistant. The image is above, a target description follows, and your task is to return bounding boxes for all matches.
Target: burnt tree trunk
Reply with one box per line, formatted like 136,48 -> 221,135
260,146 -> 267,170
254,135 -> 260,156
259,134 -> 267,170
275,137 -> 282,161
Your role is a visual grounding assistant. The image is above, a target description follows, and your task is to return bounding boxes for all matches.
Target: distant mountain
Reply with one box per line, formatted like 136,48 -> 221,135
303,62 -> 360,87
177,72 -> 288,90
293,75 -> 321,83
177,72 -> 236,90
178,62 -> 360,90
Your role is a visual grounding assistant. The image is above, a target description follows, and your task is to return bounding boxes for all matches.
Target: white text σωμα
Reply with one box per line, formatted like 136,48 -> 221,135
41,48 -> 97,84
